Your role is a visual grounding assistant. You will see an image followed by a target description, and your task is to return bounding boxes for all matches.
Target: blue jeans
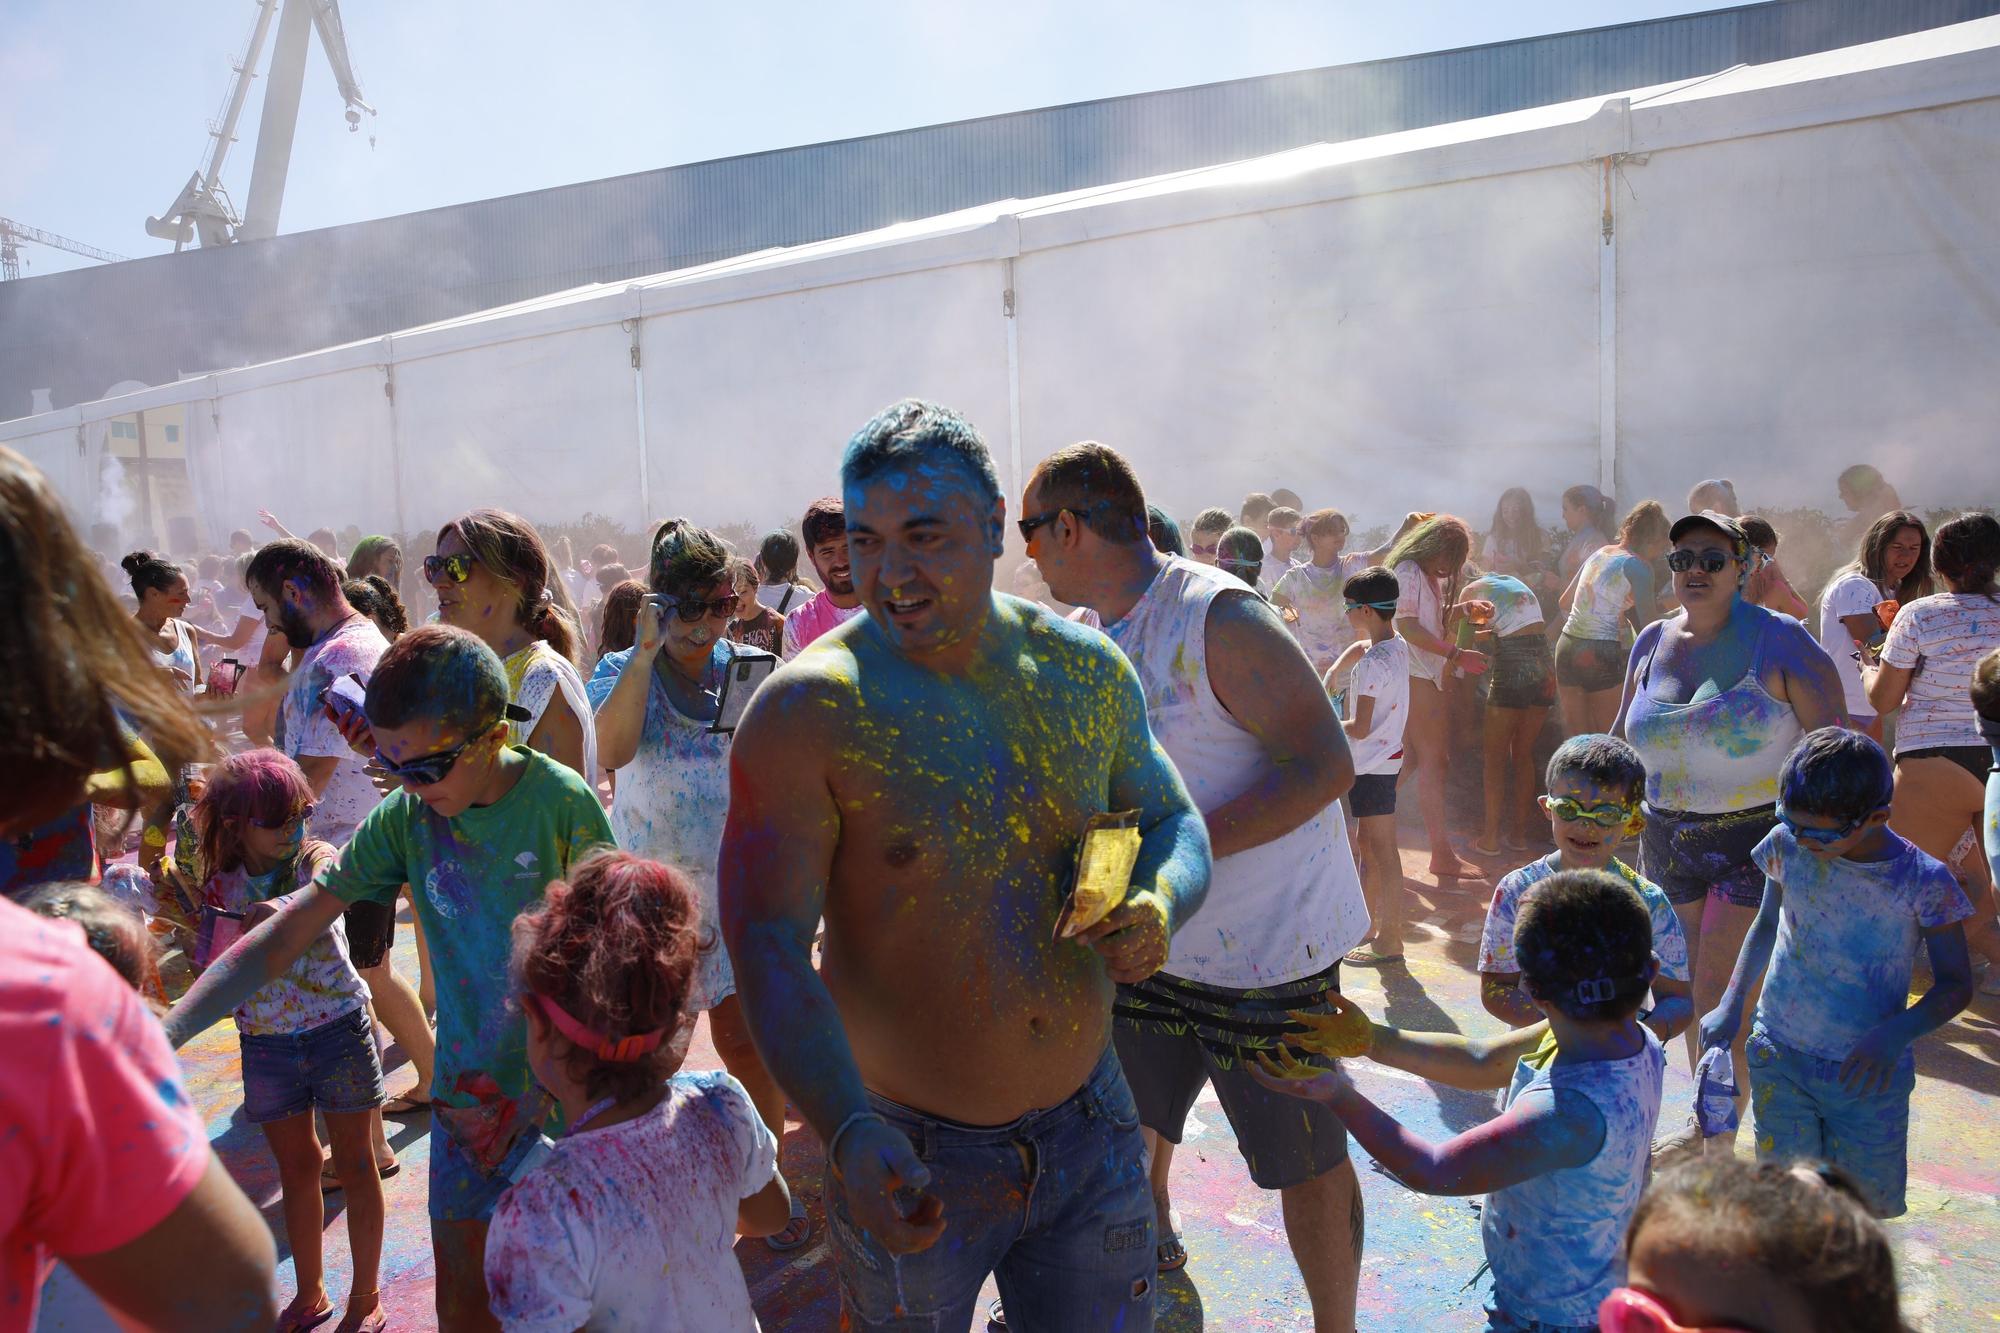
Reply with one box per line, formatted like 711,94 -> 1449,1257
825,1044 -> 1155,1332
238,1005 -> 383,1125
1748,1026 -> 1914,1217
1484,1311 -> 1594,1333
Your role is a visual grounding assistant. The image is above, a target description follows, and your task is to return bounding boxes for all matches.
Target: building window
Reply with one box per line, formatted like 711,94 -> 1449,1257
164,424 -> 180,442
110,420 -> 136,438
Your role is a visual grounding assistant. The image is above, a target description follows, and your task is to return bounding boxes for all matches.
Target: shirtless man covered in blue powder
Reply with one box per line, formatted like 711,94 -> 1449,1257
720,399 -> 1212,1332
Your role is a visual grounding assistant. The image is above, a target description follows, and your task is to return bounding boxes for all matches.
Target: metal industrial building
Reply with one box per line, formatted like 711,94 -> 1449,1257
3,0 -> 1996,421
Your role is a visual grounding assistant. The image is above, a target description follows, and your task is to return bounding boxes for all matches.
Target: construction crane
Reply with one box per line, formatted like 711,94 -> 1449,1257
146,0 -> 374,250
0,218 -> 130,281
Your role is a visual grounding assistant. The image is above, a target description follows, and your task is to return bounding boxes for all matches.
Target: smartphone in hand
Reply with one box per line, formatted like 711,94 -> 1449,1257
321,671 -> 369,728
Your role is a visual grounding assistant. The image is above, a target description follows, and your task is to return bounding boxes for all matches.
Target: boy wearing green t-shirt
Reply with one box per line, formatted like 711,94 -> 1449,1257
166,625 -> 612,1328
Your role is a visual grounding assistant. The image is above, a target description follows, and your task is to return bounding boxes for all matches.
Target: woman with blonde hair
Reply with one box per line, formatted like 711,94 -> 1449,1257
426,508 -> 596,780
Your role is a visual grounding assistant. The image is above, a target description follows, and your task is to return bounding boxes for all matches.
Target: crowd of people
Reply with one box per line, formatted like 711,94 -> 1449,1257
2,413 -> 1998,1333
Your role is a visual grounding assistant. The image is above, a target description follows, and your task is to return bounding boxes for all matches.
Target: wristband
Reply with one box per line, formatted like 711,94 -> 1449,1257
827,1109 -> 888,1180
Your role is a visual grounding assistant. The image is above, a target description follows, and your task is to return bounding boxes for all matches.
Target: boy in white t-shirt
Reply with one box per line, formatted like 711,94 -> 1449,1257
1324,566 -> 1411,962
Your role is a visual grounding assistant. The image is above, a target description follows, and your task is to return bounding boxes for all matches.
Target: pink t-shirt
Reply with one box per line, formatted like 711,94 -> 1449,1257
780,589 -> 864,658
0,899 -> 209,1331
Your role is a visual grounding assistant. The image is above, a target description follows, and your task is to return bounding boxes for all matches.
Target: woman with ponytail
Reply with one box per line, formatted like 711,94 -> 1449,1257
426,508 -> 596,780
1386,514 -> 1487,878
1559,484 -> 1617,584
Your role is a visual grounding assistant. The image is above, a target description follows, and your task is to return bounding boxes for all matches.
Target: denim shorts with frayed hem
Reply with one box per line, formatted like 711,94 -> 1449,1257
239,1004 -> 383,1125
1749,1027 -> 1913,1218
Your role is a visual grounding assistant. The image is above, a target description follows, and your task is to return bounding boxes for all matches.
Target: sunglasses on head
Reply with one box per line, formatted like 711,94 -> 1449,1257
1598,1287 -> 1754,1333
423,552 -> 479,584
251,802 -> 316,831
1666,549 -> 1735,575
1545,796 -> 1638,827
374,724 -> 502,787
651,590 -> 740,623
1776,801 -> 1881,846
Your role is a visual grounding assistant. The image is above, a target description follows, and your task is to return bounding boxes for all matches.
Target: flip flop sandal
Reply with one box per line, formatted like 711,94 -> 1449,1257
380,1093 -> 432,1116
764,1191 -> 811,1251
1156,1231 -> 1189,1273
986,1297 -> 1008,1330
321,1156 -> 401,1192
277,1297 -> 336,1333
1343,947 -> 1403,966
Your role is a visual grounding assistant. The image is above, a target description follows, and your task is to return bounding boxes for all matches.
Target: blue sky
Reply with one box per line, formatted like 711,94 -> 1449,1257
6,1 -> 1711,277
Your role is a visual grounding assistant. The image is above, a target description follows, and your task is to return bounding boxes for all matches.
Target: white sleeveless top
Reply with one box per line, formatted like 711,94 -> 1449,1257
151,618 -> 199,688
503,641 -> 599,782
1102,558 -> 1371,987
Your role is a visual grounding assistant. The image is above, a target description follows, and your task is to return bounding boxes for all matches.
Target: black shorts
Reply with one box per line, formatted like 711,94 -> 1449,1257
1349,771 -> 1399,818
1899,745 -> 1995,782
344,897 -> 397,970
1639,803 -> 1778,909
1555,633 -> 1627,692
1487,632 -> 1556,710
1114,963 -> 1350,1189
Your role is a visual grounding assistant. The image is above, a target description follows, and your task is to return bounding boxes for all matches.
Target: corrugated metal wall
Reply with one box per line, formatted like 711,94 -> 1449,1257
4,0 -> 1995,419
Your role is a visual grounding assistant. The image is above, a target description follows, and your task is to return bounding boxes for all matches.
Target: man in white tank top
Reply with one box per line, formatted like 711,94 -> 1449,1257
1028,442 -> 1372,1331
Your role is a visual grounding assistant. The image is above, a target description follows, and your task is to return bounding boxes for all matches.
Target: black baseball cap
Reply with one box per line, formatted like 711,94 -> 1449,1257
1669,510 -> 1749,553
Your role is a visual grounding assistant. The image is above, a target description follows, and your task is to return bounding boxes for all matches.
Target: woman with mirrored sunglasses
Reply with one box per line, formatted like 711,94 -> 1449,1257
427,509 -> 597,783
1615,511 -> 1846,1158
585,518 -> 807,1250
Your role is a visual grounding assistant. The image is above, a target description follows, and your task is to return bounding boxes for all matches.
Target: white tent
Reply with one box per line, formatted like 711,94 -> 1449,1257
7,17 -> 1999,546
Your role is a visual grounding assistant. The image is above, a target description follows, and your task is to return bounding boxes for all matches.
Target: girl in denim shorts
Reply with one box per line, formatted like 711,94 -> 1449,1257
193,750 -> 387,1333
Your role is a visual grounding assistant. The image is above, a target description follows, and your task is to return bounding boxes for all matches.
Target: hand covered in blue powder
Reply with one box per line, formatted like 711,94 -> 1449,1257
1248,1047 -> 1353,1103
1698,1003 -> 1741,1053
1840,1024 -> 1909,1096
833,1116 -> 947,1256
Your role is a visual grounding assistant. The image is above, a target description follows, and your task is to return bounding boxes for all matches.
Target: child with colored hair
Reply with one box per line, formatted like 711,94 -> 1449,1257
164,626 -> 615,1327
194,747 -> 387,1333
1701,726 -> 1973,1217
1323,565 -> 1412,961
1609,1157 -> 1907,1333
1479,735 -> 1691,1044
1253,869 -> 1666,1331
483,850 -> 790,1330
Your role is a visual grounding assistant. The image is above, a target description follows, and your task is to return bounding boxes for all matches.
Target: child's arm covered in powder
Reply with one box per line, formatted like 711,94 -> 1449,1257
1248,1051 -> 1602,1196
1699,875 -> 1782,1052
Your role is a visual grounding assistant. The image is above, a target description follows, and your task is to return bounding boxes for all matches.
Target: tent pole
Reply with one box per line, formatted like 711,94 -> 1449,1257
384,337 -> 408,543
1003,257 -> 1022,504
627,312 -> 651,529
1597,155 -> 1619,507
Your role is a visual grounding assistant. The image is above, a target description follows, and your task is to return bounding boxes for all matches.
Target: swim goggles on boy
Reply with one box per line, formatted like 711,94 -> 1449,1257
1344,598 -> 1400,613
422,552 -> 480,584
1666,549 -> 1733,574
1775,801 -> 1880,846
1598,1287 -> 1753,1333
1544,796 -> 1639,827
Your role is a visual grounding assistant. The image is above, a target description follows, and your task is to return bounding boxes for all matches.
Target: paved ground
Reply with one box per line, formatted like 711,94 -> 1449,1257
39,808 -> 2000,1331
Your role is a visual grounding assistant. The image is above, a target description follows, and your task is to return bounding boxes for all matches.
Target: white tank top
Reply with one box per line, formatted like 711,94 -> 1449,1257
151,618 -> 199,689
1102,558 -> 1371,987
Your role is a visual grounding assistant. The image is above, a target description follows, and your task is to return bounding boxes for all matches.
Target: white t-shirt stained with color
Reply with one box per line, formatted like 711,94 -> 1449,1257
280,615 -> 390,848
1751,828 -> 1970,1062
1392,560 -> 1446,683
1817,571 -> 1889,720
504,641 -> 599,781
1344,637 -> 1411,777
1879,592 -> 2000,753
1478,854 -> 1689,984
484,1070 -> 777,1333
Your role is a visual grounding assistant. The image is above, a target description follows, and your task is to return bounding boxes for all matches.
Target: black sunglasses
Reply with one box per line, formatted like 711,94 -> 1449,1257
251,802 -> 317,831
1017,509 -> 1066,543
374,729 -> 497,787
1667,549 -> 1735,575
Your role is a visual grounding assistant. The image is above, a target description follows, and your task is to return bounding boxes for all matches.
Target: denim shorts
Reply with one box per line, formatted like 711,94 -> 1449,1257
1488,633 -> 1556,710
239,1005 -> 384,1125
429,1110 -> 551,1224
1749,1027 -> 1914,1218
825,1044 -> 1155,1332
1555,634 -> 1626,692
1484,1310 -> 1595,1333
1638,803 -> 1778,908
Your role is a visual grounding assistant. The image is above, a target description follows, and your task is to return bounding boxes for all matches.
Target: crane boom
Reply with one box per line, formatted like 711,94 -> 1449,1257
1,218 -> 130,281
145,0 -> 374,250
